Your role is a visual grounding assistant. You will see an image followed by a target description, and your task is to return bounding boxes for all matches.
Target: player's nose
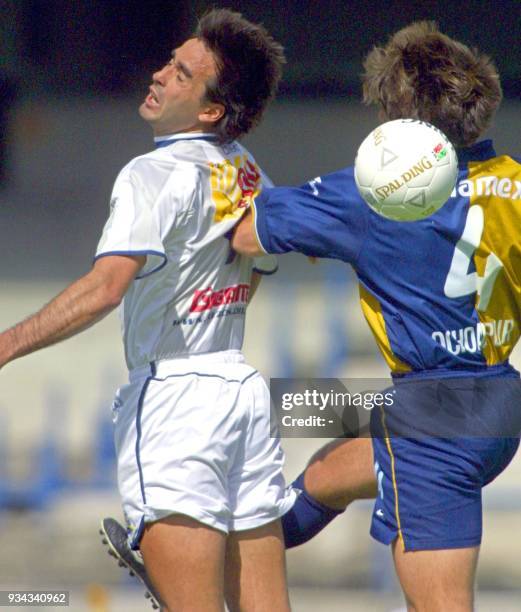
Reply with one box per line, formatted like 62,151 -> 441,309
152,64 -> 169,85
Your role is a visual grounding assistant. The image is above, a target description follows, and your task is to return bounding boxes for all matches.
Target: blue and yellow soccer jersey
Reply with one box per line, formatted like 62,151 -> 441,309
253,140 -> 521,377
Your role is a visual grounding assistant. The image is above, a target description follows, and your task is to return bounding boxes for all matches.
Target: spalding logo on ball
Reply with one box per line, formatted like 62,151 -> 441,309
354,119 -> 458,221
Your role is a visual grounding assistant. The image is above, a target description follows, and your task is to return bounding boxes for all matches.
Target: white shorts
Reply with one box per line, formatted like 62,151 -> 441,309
111,350 -> 296,549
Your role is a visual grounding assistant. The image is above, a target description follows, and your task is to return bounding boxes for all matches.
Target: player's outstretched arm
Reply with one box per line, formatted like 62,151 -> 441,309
0,255 -> 145,369
232,210 -> 264,257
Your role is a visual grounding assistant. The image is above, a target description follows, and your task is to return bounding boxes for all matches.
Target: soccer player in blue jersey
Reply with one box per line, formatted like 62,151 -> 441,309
233,22 -> 521,611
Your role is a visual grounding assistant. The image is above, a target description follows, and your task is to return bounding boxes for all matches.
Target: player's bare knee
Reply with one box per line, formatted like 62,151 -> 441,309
303,438 -> 376,509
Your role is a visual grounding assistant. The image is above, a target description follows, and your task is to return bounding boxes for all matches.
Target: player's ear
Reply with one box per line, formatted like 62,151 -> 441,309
199,102 -> 225,125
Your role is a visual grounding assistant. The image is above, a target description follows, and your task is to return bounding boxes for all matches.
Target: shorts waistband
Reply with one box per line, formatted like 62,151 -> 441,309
392,361 -> 518,382
129,350 -> 245,383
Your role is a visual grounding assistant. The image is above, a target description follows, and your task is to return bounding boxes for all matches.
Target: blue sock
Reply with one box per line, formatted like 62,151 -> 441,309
282,472 -> 344,549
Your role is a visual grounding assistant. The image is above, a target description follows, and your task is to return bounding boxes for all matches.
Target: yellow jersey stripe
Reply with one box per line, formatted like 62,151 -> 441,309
469,157 -> 521,364
379,404 -> 405,549
359,284 -> 411,373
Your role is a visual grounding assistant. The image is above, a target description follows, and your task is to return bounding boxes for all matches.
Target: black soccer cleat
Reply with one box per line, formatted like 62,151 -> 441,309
99,517 -> 163,610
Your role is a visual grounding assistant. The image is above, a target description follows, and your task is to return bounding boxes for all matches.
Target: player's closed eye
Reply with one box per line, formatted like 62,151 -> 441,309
165,60 -> 186,83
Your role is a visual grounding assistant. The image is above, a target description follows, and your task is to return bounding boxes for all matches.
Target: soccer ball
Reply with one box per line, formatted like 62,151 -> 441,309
354,119 -> 458,221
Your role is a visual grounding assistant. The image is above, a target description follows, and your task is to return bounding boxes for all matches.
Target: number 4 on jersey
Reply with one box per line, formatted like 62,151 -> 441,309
444,205 -> 503,311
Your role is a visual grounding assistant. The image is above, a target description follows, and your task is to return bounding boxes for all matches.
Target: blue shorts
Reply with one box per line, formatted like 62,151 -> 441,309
370,372 -> 521,551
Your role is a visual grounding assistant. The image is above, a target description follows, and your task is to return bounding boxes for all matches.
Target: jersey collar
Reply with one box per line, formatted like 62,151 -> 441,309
456,139 -> 496,165
154,132 -> 219,149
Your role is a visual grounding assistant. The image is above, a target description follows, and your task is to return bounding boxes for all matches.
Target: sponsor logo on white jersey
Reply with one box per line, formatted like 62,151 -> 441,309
189,284 -> 250,313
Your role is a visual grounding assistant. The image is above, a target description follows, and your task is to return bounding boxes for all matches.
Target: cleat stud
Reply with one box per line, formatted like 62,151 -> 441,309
129,571 -> 135,576
144,592 -> 151,598
118,561 -> 125,567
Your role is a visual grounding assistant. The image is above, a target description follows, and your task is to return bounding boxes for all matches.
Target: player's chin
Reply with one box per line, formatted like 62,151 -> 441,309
138,103 -> 159,122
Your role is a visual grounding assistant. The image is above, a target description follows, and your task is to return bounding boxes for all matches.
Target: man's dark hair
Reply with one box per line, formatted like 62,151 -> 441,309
195,8 -> 285,143
362,21 -> 502,147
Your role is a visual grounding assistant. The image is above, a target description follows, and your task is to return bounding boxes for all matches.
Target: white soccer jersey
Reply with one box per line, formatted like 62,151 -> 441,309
95,133 -> 276,370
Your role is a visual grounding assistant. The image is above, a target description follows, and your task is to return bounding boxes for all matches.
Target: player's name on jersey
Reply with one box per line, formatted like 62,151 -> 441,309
432,318 -> 515,355
451,176 -> 521,199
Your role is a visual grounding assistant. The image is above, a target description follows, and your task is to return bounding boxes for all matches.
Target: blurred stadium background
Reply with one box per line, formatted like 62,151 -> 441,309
1,1 -> 520,610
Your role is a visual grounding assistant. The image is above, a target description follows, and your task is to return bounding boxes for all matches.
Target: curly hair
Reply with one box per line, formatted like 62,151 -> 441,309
194,9 -> 285,143
362,21 -> 502,147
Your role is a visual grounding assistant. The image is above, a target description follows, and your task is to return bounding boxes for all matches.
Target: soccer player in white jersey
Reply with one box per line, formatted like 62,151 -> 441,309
0,9 -> 296,611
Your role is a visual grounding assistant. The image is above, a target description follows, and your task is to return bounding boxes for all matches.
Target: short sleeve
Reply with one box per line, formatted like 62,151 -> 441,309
252,167 -> 369,265
95,165 -> 167,279
252,254 -> 278,275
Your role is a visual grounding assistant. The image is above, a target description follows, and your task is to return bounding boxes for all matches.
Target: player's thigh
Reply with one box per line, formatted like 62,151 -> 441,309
115,370 -> 248,546
225,518 -> 290,612
392,540 -> 479,612
228,369 -> 296,531
140,514 -> 226,612
304,437 -> 377,509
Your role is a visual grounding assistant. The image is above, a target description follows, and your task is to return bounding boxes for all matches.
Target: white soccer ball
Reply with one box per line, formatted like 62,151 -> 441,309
354,119 -> 458,221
